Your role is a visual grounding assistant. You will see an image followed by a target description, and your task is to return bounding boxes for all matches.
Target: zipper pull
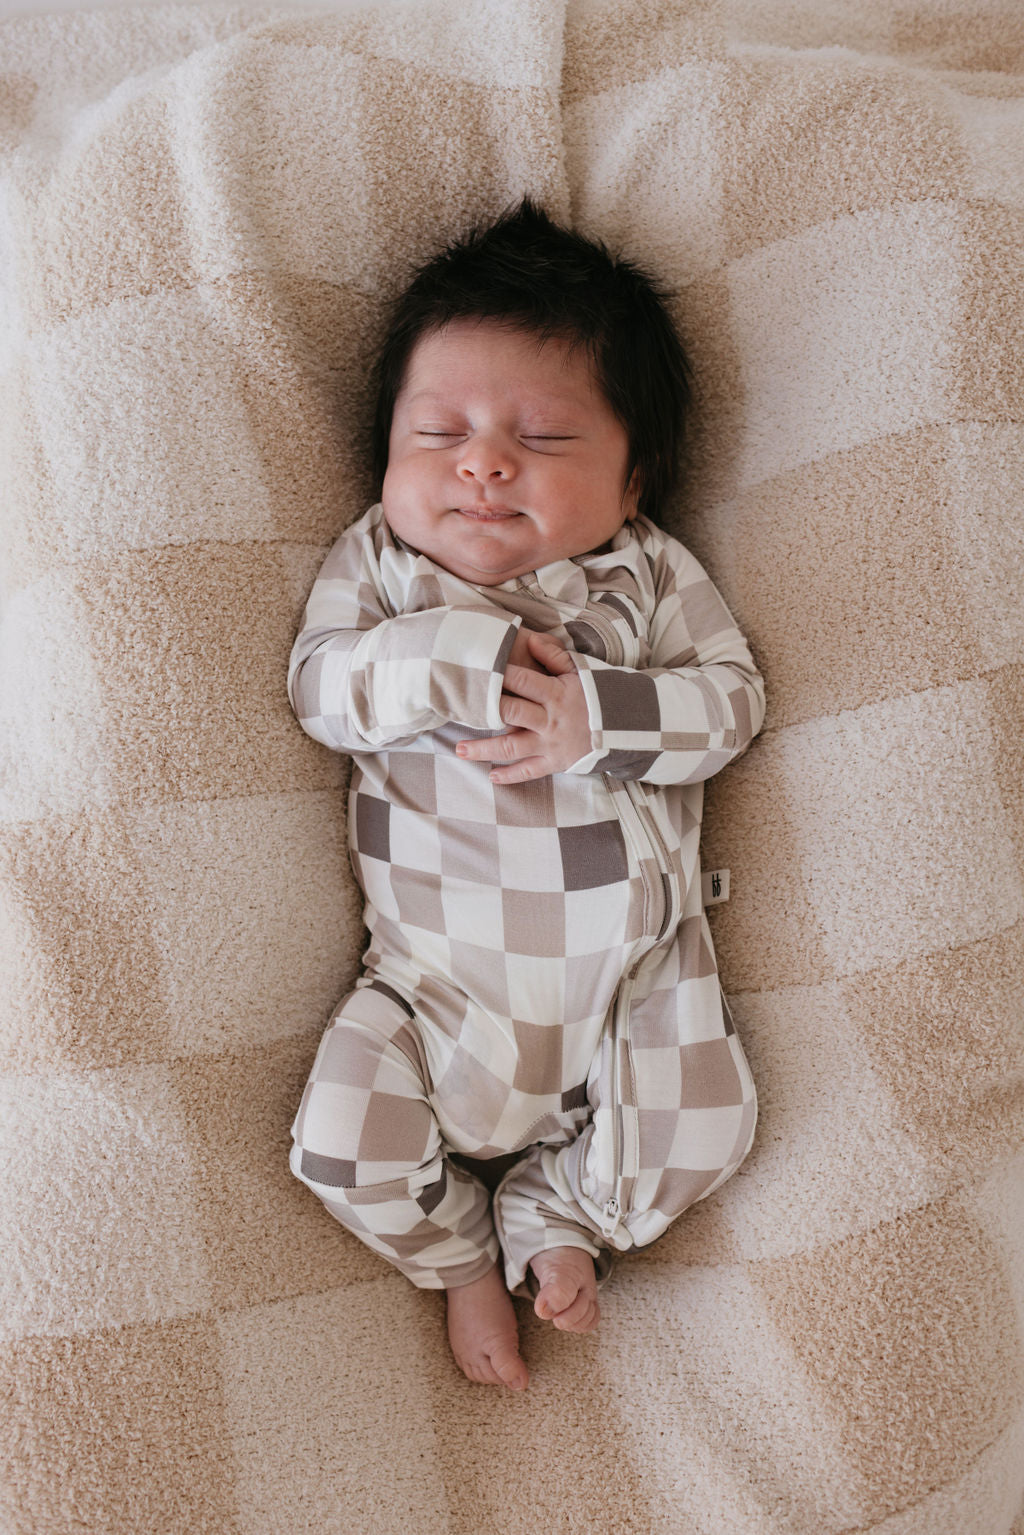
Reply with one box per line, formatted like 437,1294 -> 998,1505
601,1197 -> 621,1239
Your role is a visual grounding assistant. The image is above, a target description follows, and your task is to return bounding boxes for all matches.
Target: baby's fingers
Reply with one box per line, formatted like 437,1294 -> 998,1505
503,664 -> 562,705
488,755 -> 552,785
523,630 -> 576,675
456,721 -> 539,763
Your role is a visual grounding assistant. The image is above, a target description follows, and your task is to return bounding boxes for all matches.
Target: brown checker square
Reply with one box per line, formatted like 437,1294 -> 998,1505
493,774 -> 556,827
0,809 -> 171,1072
439,818 -> 502,884
387,865 -> 448,935
693,432 -> 977,731
756,1204 -> 1024,1512
558,819 -> 630,891
501,888 -> 567,958
510,1016 -> 565,1097
565,618 -> 609,659
357,1094 -> 437,1165
592,667 -> 660,732
354,793 -> 390,862
561,952 -> 620,1028
635,1105 -> 687,1166
384,749 -> 438,815
720,58 -> 968,262
72,544 -> 315,805
676,912 -> 719,981
598,748 -> 660,779
679,1038 -> 746,1109
19,92 -> 197,329
0,1319 -> 238,1535
300,1150 -> 357,1188
447,940 -> 512,1017
405,571 -> 448,612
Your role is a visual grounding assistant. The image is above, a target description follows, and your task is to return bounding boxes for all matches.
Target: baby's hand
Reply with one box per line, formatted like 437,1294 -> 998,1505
458,630 -> 591,783
505,624 -> 546,675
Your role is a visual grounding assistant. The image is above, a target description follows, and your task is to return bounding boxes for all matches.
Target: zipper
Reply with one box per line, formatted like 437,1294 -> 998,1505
597,784 -> 681,1242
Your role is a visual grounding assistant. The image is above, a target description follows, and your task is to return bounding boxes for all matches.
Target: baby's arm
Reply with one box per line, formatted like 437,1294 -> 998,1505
458,527 -> 765,786
288,516 -> 521,753
571,530 -> 765,784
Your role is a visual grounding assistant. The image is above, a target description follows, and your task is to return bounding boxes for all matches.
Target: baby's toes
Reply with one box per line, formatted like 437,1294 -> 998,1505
534,1277 -> 577,1320
552,1289 -> 599,1333
489,1340 -> 529,1391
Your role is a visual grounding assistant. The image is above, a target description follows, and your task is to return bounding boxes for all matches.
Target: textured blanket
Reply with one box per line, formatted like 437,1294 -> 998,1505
2,1 -> 1023,1531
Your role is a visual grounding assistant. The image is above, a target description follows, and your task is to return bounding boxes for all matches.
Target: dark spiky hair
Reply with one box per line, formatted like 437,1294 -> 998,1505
369,198 -> 692,523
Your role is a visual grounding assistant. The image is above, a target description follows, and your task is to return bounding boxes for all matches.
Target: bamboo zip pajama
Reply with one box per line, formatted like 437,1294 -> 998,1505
288,503 -> 764,1293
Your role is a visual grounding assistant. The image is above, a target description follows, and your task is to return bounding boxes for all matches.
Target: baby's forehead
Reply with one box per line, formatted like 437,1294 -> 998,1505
397,318 -> 603,405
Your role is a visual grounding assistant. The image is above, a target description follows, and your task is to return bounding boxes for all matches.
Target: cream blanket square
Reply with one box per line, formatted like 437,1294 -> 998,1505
2,1 -> 1023,1531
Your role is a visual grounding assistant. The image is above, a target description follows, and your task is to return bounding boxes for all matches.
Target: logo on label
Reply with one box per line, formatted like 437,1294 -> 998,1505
701,868 -> 730,906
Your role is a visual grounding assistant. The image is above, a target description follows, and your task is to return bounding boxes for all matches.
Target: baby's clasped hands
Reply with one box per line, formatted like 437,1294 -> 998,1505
456,628 -> 592,783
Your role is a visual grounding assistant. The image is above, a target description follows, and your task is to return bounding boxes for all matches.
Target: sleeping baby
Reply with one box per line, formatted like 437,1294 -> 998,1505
287,199 -> 765,1390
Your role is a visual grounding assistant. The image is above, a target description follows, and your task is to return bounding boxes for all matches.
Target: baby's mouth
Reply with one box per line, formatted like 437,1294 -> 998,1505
456,506 -> 521,522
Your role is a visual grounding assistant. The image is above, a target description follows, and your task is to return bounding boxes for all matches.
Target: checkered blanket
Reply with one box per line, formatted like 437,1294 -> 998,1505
2,2 -> 1023,1532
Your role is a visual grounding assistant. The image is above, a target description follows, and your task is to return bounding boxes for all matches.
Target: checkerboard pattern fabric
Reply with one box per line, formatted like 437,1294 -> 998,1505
3,1 -> 1024,1531
288,505 -> 763,1289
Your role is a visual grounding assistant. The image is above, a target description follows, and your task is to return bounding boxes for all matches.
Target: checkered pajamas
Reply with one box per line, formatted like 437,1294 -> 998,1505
288,504 -> 765,1293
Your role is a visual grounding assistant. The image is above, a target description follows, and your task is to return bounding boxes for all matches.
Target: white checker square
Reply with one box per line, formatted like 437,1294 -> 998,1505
440,878 -> 505,947
26,291 -> 277,557
566,65 -> 728,282
0,1065 -> 211,1341
631,1046 -> 685,1111
432,607 -> 512,665
300,1081 -> 372,1156
564,883 -> 633,958
779,679 -> 1024,975
495,825 -> 567,892
368,656 -> 433,732
667,1105 -> 747,1172
433,751 -> 497,822
561,1013 -> 608,1087
505,952 -> 566,1024
388,806 -> 442,874
729,201 -> 961,489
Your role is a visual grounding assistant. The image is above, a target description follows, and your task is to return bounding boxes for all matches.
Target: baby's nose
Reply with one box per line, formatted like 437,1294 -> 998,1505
456,433 -> 516,481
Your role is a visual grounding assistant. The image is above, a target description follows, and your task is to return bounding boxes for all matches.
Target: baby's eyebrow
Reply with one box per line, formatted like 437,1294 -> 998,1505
402,390 -> 586,423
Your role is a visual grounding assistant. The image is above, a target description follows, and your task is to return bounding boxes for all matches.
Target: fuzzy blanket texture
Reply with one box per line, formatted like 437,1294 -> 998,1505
1,0 -> 1023,1531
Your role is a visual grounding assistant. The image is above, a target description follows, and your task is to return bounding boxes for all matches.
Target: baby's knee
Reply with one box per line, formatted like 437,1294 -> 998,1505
290,984 -> 438,1194
626,1085 -> 757,1245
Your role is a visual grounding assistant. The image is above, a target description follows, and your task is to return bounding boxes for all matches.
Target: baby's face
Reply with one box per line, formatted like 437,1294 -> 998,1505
381,318 -> 638,586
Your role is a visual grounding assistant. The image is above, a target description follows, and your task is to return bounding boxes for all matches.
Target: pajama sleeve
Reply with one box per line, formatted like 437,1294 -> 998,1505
566,527 -> 766,785
288,516 -> 520,752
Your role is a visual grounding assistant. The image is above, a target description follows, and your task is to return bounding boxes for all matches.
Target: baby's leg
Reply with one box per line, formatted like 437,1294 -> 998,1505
494,959 -> 758,1305
291,981 -> 528,1388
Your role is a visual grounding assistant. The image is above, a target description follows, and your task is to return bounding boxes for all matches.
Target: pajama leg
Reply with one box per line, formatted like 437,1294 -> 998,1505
291,980 -> 499,1289
494,914 -> 757,1294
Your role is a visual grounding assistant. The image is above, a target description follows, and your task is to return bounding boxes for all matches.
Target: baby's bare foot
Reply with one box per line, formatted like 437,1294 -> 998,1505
446,1264 -> 529,1390
529,1246 -> 600,1333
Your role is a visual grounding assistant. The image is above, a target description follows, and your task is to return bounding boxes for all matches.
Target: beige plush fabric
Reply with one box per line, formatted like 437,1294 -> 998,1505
2,1 -> 1022,1531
